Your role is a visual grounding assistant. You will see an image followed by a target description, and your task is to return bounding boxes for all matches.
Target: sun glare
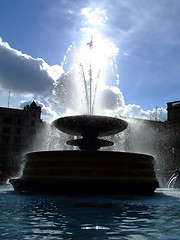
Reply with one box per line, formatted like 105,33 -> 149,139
77,34 -> 120,87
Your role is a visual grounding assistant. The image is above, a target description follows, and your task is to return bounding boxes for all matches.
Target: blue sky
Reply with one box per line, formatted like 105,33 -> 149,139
0,0 -> 180,122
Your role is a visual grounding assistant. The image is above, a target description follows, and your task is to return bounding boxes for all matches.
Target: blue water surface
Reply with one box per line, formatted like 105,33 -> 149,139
0,184 -> 180,240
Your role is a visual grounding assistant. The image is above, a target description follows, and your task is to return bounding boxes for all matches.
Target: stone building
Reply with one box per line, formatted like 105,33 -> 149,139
167,100 -> 180,124
166,100 -> 180,175
167,101 -> 180,160
0,101 -> 43,177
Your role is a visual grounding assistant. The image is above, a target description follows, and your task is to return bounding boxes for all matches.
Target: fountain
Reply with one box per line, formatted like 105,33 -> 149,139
10,38 -> 158,195
166,170 -> 180,188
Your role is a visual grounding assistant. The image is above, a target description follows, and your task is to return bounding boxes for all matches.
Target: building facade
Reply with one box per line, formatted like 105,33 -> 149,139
166,100 -> 180,178
167,100 -> 180,123
0,101 -> 43,177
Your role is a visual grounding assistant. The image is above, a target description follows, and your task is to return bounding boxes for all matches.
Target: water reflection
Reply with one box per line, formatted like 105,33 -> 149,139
0,188 -> 180,239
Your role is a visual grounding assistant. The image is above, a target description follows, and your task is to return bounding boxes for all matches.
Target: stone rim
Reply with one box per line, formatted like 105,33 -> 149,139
52,115 -> 128,137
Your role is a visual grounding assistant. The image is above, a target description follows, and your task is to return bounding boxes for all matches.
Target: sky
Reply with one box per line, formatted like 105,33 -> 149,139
0,0 -> 180,122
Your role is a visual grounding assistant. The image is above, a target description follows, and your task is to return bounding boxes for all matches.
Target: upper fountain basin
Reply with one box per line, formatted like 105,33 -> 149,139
52,115 -> 128,137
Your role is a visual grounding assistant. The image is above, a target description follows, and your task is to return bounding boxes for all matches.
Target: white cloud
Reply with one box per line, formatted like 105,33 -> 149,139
119,104 -> 167,121
19,99 -> 58,122
0,37 -> 63,96
0,37 -> 65,121
81,7 -> 108,27
99,85 -> 125,110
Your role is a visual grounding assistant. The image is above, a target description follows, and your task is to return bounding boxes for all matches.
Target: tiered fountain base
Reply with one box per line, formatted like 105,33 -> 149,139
10,150 -> 158,195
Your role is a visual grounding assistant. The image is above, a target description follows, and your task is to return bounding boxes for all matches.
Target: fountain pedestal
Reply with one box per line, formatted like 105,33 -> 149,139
53,115 -> 128,150
10,115 -> 158,195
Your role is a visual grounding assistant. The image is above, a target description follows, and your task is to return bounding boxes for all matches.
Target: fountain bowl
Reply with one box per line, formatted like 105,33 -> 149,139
53,115 -> 128,137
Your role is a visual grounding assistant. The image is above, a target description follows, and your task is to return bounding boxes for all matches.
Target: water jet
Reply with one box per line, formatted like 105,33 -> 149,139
166,169 -> 180,188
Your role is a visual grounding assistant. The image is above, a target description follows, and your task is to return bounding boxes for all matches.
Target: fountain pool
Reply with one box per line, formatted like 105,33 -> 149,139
1,184 -> 180,240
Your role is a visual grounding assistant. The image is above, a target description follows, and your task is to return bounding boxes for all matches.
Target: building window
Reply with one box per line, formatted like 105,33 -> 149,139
174,111 -> 180,121
0,144 -> 9,156
3,117 -> 12,124
2,136 -> 10,144
14,137 -> 21,144
28,130 -> 36,136
13,145 -> 21,153
3,127 -> 11,134
31,120 -> 35,127
31,112 -> 36,117
17,118 -> 22,125
16,128 -> 21,135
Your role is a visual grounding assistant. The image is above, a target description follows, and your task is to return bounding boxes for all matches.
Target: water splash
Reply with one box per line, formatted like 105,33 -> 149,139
52,37 -> 122,115
166,170 -> 180,188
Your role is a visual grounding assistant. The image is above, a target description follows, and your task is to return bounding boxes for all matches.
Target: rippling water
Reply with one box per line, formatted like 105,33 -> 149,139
1,185 -> 180,239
